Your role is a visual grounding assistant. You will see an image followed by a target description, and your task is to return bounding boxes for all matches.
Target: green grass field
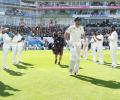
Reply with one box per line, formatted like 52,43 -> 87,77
0,50 -> 120,100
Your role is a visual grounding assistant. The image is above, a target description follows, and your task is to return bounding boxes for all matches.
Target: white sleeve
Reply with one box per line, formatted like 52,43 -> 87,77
98,35 -> 103,40
101,35 -> 104,41
108,33 -> 115,41
66,26 -> 72,34
17,34 -> 22,41
2,34 -> 11,43
90,38 -> 94,43
86,38 -> 89,43
81,26 -> 85,35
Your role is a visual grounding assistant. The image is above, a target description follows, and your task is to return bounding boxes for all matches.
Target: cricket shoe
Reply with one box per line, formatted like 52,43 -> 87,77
3,66 -> 9,70
112,65 -> 117,68
69,72 -> 74,76
74,72 -> 79,76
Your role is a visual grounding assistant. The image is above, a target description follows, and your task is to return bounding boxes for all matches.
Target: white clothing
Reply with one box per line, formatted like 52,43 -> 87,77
108,31 -> 118,67
66,24 -> 85,74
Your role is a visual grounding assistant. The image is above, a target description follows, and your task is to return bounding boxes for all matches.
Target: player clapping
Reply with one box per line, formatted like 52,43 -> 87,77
108,26 -> 118,68
2,28 -> 14,69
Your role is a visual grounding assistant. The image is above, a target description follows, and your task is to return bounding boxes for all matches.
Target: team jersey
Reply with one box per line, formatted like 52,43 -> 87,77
96,34 -> 104,48
108,31 -> 118,48
66,24 -> 85,43
2,33 -> 12,45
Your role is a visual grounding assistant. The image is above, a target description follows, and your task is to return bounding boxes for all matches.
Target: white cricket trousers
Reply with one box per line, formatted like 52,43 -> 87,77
92,45 -> 97,62
12,46 -> 17,64
2,44 -> 10,67
83,45 -> 88,60
17,46 -> 23,63
69,43 -> 81,74
97,47 -> 104,64
12,45 -> 23,64
110,46 -> 117,67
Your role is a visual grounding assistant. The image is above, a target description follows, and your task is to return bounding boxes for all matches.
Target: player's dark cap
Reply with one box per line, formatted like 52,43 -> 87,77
74,17 -> 81,22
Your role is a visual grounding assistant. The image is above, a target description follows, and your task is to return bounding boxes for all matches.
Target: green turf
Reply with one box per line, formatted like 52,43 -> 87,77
0,50 -> 120,100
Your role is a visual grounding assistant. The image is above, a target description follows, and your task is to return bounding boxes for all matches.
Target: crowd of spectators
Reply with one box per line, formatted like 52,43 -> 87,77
86,20 -> 119,27
5,8 -> 25,16
38,1 -> 120,7
91,1 -> 119,6
5,8 -> 36,17
2,21 -> 120,38
1,21 -> 120,50
38,2 -> 69,7
3,2 -> 119,18
1,24 -> 68,37
1,18 -> 120,39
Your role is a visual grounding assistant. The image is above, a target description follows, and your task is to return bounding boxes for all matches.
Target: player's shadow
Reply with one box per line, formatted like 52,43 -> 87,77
104,62 -> 120,67
72,75 -> 120,89
0,81 -> 20,97
87,59 -> 93,62
15,64 -> 28,69
5,69 -> 24,76
104,62 -> 112,66
115,65 -> 120,69
59,64 -> 83,69
14,62 -> 34,69
59,64 -> 69,68
20,62 -> 33,66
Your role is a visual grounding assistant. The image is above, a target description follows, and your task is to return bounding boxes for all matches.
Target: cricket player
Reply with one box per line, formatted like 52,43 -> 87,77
82,36 -> 89,60
94,32 -> 104,64
108,26 -> 118,68
64,17 -> 85,75
17,30 -> 24,64
2,28 -> 13,69
90,31 -> 97,62
12,30 -> 24,65
11,30 -> 19,65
